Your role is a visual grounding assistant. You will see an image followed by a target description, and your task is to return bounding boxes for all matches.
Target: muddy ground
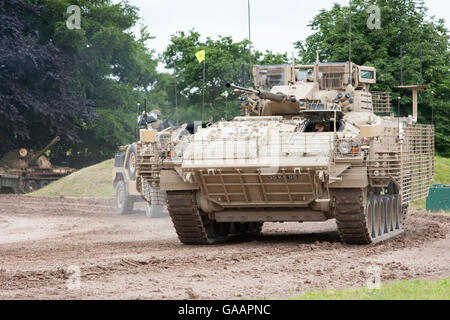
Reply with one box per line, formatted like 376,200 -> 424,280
0,194 -> 449,299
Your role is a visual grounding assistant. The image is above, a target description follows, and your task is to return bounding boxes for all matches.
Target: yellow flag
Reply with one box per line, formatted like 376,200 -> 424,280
195,50 -> 205,63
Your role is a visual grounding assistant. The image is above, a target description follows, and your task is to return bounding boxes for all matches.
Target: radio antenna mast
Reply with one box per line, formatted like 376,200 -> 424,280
419,46 -> 423,85
247,0 -> 252,86
348,0 -> 352,85
400,45 -> 404,86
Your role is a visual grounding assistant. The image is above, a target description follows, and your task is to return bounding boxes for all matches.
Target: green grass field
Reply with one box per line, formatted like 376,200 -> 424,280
433,156 -> 450,185
412,156 -> 449,210
293,278 -> 450,300
31,159 -> 115,198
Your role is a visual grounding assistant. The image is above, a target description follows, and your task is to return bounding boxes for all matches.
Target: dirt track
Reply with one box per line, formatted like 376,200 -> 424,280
0,194 -> 449,299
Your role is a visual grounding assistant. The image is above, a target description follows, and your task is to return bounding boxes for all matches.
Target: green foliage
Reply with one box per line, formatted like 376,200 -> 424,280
434,156 -> 450,185
162,31 -> 292,123
30,0 -> 160,166
162,30 -> 251,122
295,0 -> 449,156
292,278 -> 450,300
257,51 -> 290,65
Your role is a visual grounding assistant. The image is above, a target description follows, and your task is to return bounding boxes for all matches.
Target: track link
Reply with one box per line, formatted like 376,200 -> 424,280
166,191 -> 262,245
334,188 -> 405,244
167,191 -> 262,245
167,191 -> 209,244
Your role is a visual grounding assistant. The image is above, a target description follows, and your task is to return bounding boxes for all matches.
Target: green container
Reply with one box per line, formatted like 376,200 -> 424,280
426,184 -> 450,212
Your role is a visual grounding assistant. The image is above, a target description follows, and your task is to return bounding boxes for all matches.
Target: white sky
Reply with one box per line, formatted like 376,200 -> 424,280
128,0 -> 449,68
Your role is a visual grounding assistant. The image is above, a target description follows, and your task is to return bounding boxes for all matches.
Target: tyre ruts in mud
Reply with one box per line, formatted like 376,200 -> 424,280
166,190 -> 262,245
333,185 -> 405,244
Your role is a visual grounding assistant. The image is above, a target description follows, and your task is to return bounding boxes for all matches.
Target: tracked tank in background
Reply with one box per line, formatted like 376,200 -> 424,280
136,55 -> 434,245
0,137 -> 75,193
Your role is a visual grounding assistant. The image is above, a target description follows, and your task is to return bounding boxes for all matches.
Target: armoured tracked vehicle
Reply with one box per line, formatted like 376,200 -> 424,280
0,137 -> 75,193
112,108 -> 176,217
136,56 -> 434,245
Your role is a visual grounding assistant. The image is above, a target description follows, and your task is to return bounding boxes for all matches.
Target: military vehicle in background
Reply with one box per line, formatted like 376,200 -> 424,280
112,108 -> 172,217
112,143 -> 167,218
136,54 -> 434,245
0,174 -> 20,194
0,136 -> 75,193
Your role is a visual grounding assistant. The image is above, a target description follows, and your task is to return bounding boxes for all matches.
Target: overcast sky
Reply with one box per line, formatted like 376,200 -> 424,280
128,0 -> 449,67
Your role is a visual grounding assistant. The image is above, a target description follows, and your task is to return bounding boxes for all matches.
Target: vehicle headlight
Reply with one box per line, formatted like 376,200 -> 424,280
338,141 -> 351,154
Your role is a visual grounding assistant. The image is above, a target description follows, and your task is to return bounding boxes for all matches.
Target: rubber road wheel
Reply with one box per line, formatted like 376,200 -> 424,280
127,144 -> 137,180
24,180 -> 38,193
115,180 -> 134,215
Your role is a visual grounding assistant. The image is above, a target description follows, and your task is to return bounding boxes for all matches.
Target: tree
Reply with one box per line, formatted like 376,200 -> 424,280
6,0 -> 162,166
0,0 -> 94,156
162,30 -> 292,123
295,0 -> 449,156
162,31 -> 251,122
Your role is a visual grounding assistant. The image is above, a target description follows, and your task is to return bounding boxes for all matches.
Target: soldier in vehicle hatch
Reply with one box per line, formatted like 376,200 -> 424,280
314,123 -> 325,132
137,109 -> 162,130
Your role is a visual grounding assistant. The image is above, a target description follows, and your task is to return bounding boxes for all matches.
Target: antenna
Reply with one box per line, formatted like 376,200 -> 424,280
314,50 -> 319,83
400,45 -> 403,86
348,0 -> 352,85
431,91 -> 434,125
174,60 -> 179,126
136,102 -> 140,140
241,64 -> 247,87
144,98 -> 148,130
247,0 -> 253,87
397,96 -> 400,133
419,46 -> 423,85
291,52 -> 296,84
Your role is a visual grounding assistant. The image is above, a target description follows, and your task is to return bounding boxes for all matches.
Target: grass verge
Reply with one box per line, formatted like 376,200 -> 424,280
292,278 -> 450,300
412,156 -> 449,211
30,159 -> 115,198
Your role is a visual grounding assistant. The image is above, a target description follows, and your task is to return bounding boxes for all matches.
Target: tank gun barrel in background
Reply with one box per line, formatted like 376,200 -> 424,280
226,83 -> 259,95
30,136 -> 60,163
226,83 -> 287,103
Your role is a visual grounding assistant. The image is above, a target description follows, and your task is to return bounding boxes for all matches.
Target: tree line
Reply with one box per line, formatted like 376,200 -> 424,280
0,0 -> 448,168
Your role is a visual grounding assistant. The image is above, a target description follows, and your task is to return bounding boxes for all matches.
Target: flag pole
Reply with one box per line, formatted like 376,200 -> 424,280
202,59 -> 205,122
174,59 -> 179,126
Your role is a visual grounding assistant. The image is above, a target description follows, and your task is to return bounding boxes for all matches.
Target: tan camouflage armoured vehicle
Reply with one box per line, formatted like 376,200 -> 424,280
112,109 -> 170,217
136,56 -> 434,245
0,136 -> 75,193
112,143 -> 167,218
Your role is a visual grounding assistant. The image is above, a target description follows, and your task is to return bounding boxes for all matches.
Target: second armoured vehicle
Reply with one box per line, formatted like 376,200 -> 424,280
136,56 -> 434,245
112,109 -> 174,217
0,136 -> 75,193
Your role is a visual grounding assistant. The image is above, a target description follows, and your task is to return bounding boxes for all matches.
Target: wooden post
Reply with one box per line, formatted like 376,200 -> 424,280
412,88 -> 418,123
396,85 -> 429,123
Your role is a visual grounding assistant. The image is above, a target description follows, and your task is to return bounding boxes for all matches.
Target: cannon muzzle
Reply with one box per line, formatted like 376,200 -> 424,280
226,83 -> 287,102
226,83 -> 259,94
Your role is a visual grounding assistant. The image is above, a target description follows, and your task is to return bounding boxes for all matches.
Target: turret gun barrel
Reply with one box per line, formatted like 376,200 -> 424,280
226,83 -> 287,103
31,136 -> 60,163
